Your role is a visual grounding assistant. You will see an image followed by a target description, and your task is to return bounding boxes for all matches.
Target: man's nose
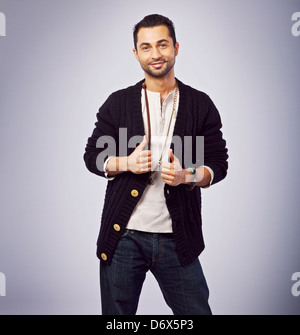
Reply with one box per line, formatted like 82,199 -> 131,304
151,47 -> 162,59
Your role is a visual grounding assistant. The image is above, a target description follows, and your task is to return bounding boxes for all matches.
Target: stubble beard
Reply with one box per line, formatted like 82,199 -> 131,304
141,58 -> 175,79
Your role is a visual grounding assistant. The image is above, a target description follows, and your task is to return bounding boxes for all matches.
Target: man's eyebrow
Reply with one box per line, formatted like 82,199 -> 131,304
139,42 -> 150,48
157,39 -> 170,44
139,39 -> 170,48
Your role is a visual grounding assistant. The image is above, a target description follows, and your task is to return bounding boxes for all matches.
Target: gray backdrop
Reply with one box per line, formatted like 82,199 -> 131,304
0,0 -> 300,315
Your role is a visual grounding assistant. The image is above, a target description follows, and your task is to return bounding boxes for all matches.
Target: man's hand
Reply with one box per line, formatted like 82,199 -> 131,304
128,135 -> 152,174
161,149 -> 185,186
161,149 -> 212,188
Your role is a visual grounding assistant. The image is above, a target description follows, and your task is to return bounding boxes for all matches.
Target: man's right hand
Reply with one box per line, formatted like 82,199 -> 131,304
127,135 -> 152,174
105,135 -> 152,177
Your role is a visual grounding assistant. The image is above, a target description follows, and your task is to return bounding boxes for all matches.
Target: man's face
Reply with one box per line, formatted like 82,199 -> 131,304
133,25 -> 179,78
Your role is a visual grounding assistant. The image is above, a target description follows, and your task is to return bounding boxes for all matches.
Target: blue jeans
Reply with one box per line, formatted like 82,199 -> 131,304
100,229 -> 212,315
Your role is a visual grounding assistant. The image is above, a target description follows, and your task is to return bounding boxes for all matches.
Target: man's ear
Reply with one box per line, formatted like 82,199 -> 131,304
175,42 -> 179,57
133,48 -> 139,61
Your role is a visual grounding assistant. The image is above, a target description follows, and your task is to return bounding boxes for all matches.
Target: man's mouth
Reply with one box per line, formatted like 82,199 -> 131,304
150,61 -> 165,69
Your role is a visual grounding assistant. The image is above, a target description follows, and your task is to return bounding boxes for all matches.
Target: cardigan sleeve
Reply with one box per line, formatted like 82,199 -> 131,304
83,93 -> 120,178
201,95 -> 228,185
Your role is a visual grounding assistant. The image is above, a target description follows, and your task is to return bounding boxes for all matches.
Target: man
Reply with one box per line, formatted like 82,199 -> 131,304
84,14 -> 228,315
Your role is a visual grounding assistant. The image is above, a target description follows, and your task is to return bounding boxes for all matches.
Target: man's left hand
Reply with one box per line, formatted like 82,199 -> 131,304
161,149 -> 185,186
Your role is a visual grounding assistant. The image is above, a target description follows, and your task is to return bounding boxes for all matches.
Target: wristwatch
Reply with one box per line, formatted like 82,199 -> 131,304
186,167 -> 196,190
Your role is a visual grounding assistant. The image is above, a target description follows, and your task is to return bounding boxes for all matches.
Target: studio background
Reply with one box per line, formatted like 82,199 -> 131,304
0,0 -> 299,315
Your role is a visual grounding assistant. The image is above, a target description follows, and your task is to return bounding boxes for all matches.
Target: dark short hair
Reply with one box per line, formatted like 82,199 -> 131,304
133,14 -> 177,50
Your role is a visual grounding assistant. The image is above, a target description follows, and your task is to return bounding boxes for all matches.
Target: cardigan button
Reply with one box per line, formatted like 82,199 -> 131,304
113,224 -> 121,232
131,189 -> 139,197
101,253 -> 108,261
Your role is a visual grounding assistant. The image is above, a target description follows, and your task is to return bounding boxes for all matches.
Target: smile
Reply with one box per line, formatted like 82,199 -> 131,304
150,61 -> 165,69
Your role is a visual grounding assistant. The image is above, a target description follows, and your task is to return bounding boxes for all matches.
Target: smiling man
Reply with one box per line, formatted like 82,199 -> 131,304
84,14 -> 228,315
134,26 -> 177,80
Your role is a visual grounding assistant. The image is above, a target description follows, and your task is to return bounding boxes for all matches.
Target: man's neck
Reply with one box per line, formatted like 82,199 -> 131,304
144,72 -> 177,102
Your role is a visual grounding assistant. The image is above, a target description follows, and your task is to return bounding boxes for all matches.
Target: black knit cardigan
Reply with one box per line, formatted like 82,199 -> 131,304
84,79 -> 228,266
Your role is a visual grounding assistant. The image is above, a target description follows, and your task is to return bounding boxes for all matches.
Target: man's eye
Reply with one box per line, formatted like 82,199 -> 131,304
159,44 -> 167,48
142,46 -> 150,51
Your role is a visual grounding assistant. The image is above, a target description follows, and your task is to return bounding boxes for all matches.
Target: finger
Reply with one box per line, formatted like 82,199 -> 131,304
139,154 -> 152,164
161,167 -> 174,174
169,149 -> 175,162
139,159 -> 152,167
140,150 -> 152,159
139,163 -> 152,173
139,161 -> 152,170
137,135 -> 149,151
161,162 -> 172,170
161,175 -> 174,185
161,171 -> 175,180
169,149 -> 180,164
